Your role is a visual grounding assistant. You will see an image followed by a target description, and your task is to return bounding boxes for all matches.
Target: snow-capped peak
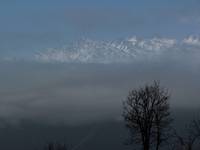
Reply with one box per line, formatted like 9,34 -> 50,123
126,36 -> 138,45
182,35 -> 200,46
34,36 -> 199,64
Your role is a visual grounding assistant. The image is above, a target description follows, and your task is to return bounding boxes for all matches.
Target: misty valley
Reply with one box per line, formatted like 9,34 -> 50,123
1,0 -> 200,150
0,62 -> 200,150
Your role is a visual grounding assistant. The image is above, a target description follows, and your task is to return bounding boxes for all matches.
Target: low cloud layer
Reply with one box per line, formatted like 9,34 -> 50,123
0,58 -> 200,126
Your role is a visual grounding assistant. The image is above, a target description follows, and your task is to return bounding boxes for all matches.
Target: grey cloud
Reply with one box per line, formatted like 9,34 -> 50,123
0,60 -> 200,126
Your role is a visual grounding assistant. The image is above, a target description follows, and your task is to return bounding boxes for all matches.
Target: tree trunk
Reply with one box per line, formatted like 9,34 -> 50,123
156,143 -> 161,150
188,144 -> 192,150
156,131 -> 160,150
143,139 -> 150,150
143,144 -> 149,150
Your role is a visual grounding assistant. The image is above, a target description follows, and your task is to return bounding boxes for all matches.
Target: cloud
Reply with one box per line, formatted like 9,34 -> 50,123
0,60 -> 200,126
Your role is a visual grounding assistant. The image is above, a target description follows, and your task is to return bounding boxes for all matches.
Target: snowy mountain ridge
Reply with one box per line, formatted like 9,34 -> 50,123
34,35 -> 200,63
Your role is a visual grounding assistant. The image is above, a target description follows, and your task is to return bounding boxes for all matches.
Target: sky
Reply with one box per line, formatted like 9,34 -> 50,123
1,0 -> 200,58
0,0 -> 200,126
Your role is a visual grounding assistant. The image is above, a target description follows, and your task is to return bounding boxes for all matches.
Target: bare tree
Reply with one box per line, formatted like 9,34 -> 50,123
153,83 -> 172,150
173,120 -> 200,150
123,81 -> 172,150
44,142 -> 69,150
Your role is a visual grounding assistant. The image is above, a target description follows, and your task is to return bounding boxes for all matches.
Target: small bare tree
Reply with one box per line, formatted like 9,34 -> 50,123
44,142 -> 69,150
123,81 -> 172,150
173,120 -> 200,150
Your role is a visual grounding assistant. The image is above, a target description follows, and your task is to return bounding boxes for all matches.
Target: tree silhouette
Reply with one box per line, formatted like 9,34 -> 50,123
173,120 -> 200,150
44,142 -> 69,150
153,83 -> 172,150
123,81 -> 172,150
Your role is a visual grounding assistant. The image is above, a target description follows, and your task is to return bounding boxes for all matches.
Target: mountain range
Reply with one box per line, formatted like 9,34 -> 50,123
34,35 -> 200,64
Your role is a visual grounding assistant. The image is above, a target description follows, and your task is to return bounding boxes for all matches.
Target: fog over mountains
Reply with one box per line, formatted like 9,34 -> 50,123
0,35 -> 199,127
34,35 -> 200,64
1,0 -> 200,149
